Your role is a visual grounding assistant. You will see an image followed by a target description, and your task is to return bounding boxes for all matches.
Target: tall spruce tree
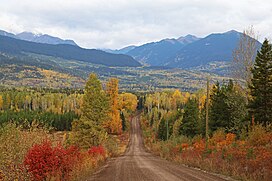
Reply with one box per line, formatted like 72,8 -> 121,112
179,98 -> 199,137
70,73 -> 109,148
120,111 -> 126,131
210,80 -> 248,133
158,118 -> 167,141
209,82 -> 230,131
249,39 -> 272,125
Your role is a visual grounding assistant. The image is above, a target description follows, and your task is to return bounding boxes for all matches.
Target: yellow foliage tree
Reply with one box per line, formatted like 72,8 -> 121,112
145,95 -> 153,113
171,90 -> 183,109
183,92 -> 191,104
105,78 -> 122,134
118,93 -> 138,112
198,95 -> 206,110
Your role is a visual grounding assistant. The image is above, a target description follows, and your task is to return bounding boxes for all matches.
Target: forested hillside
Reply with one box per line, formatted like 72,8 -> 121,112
0,35 -> 141,67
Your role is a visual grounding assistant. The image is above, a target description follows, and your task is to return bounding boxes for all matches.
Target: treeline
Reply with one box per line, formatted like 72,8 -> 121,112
0,88 -> 83,130
0,77 -> 138,133
0,89 -> 83,113
0,111 -> 78,131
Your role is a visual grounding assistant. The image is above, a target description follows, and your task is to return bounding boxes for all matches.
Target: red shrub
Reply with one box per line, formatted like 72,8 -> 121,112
23,140 -> 80,181
88,146 -> 106,158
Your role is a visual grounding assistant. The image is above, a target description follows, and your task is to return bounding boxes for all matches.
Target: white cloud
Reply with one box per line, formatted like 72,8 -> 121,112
0,0 -> 271,48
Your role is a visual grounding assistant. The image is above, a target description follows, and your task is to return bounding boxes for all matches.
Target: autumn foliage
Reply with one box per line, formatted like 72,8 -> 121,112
88,146 -> 106,158
145,125 -> 272,181
23,140 -> 109,181
105,78 -> 122,134
23,141 -> 80,181
0,74 -> 134,180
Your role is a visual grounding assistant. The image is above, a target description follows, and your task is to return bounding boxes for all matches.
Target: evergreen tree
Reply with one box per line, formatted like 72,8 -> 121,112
210,81 -> 231,131
210,80 -> 248,133
70,73 -> 109,148
225,84 -> 248,134
82,74 -> 109,124
158,118 -> 167,140
179,98 -> 199,137
120,111 -> 126,131
249,39 -> 272,125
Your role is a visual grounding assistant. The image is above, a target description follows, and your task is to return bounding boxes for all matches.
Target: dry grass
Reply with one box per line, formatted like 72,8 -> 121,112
0,124 -> 49,180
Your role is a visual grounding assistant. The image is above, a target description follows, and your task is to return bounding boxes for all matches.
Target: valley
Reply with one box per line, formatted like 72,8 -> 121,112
0,29 -> 260,92
0,52 -> 229,92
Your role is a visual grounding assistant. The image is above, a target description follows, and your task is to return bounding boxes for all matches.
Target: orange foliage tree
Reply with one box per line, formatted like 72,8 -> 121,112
105,78 -> 122,134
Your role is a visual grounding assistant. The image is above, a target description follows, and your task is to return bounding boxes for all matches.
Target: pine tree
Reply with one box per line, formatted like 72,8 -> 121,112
120,111 -> 126,131
179,98 -> 199,137
210,80 -> 248,133
82,74 -> 109,124
249,39 -> 272,125
70,73 -> 109,148
225,83 -> 248,134
209,82 -> 230,131
158,118 -> 167,140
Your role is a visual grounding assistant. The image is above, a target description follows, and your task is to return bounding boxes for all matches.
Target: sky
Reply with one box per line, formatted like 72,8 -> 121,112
0,0 -> 272,49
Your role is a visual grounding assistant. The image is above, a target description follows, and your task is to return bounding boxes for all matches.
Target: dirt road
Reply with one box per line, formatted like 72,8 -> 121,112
90,115 -> 230,181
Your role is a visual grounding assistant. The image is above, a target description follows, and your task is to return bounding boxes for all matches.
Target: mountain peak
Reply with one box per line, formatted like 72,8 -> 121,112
0,30 -> 16,38
162,38 -> 178,44
225,30 -> 239,34
17,31 -> 41,36
184,34 -> 197,38
16,31 -> 78,46
177,34 -> 200,44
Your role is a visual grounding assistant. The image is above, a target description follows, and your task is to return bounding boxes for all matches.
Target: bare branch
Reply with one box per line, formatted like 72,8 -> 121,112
231,26 -> 258,86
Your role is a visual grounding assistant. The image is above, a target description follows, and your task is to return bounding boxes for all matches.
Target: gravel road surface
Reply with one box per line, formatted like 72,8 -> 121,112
90,115 -> 231,181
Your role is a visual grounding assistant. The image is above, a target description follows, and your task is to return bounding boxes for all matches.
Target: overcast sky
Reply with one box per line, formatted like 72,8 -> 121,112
1,0 -> 272,49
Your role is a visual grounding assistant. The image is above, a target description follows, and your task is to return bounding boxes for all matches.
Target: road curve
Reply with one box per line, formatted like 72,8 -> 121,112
90,115 -> 230,181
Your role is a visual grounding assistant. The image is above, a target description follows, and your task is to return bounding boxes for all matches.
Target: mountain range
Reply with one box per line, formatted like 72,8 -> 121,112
0,29 -> 262,73
126,35 -> 200,66
0,34 -> 140,67
105,30 -> 261,69
0,30 -> 77,46
165,30 -> 258,68
0,29 -> 262,90
102,45 -> 137,54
